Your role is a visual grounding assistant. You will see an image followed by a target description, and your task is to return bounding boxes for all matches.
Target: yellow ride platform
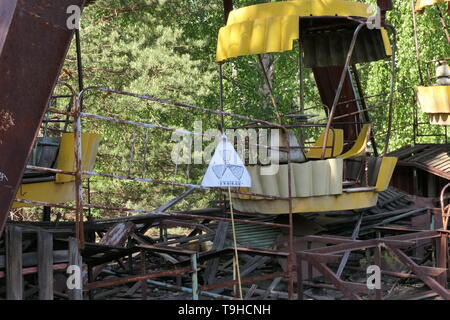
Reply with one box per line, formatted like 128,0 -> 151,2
13,133 -> 101,208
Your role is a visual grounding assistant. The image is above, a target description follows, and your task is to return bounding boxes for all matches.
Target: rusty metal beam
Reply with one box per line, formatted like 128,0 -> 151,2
0,0 -> 85,235
223,0 -> 233,24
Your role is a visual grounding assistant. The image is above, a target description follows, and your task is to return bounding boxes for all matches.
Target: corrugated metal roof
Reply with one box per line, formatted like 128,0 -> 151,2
389,144 -> 450,180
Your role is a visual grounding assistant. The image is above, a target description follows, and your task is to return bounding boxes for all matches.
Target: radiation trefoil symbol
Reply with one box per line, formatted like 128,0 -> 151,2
201,134 -> 251,188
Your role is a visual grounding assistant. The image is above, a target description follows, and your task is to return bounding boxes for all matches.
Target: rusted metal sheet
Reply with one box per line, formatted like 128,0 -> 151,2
0,0 -> 85,235
389,144 -> 450,180
90,222 -> 136,279
313,66 -> 360,146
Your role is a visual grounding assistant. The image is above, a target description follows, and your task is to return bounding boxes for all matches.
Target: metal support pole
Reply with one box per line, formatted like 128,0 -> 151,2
298,38 -> 305,145
321,23 -> 365,159
411,0 -> 425,85
74,96 -> 85,249
383,24 -> 397,156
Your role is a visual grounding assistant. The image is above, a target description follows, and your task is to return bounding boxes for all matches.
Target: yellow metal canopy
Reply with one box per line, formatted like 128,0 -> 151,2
417,85 -> 450,125
216,0 -> 392,62
415,0 -> 450,13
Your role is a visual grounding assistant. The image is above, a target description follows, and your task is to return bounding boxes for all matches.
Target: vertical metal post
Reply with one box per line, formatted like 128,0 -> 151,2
383,24 -> 397,156
285,127 -> 294,299
74,95 -> 85,249
298,38 -> 305,145
219,64 -> 225,132
437,232 -> 448,288
191,253 -> 199,300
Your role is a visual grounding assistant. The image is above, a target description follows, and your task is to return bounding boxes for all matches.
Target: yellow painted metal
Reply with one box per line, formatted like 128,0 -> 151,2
12,181 -> 76,209
231,155 -> 397,214
306,128 -> 344,159
375,157 -> 398,192
337,124 -> 371,159
232,190 -> 379,214
216,0 -> 392,62
56,133 -> 101,183
417,85 -> 450,125
13,133 -> 101,208
415,0 -> 450,13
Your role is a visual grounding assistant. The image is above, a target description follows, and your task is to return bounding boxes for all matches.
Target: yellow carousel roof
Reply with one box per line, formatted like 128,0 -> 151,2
216,0 -> 391,63
415,0 -> 450,13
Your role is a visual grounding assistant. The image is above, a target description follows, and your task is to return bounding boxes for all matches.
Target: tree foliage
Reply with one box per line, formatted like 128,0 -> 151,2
48,0 -> 450,218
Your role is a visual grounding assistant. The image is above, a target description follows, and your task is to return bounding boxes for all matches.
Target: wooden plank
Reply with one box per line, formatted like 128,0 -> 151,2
204,222 -> 229,285
6,226 -> 23,300
38,230 -> 53,300
0,250 -> 68,268
68,237 -> 83,300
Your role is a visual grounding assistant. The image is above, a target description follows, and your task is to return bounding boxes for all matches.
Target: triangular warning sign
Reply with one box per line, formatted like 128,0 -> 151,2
201,134 -> 251,188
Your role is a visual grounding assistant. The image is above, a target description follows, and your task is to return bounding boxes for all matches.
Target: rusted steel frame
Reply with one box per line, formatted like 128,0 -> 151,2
296,235 -> 359,245
0,0 -> 85,236
344,265 -> 419,279
25,165 -> 75,176
331,98 -> 405,121
159,219 -> 213,233
336,214 -> 363,278
219,63 -> 225,131
305,86 -> 414,115
382,24 -> 397,156
77,87 -> 289,130
320,22 -> 366,159
257,54 -> 282,123
299,255 -> 362,300
85,266 -> 191,291
384,244 -> 450,299
395,160 -> 450,181
200,272 -> 288,291
284,126 -> 295,300
138,244 -> 196,257
196,247 -> 289,264
440,182 -> 450,230
351,66 -> 379,156
437,232 -> 448,286
298,235 -> 433,256
74,93 -> 85,249
13,198 -> 290,229
81,113 -> 306,154
80,170 -> 291,200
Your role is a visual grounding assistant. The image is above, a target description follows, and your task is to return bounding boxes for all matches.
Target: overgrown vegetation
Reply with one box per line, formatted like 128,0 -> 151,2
42,0 -> 450,219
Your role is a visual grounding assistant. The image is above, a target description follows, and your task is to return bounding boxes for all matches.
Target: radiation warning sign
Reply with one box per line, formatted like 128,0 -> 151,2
201,134 -> 251,188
